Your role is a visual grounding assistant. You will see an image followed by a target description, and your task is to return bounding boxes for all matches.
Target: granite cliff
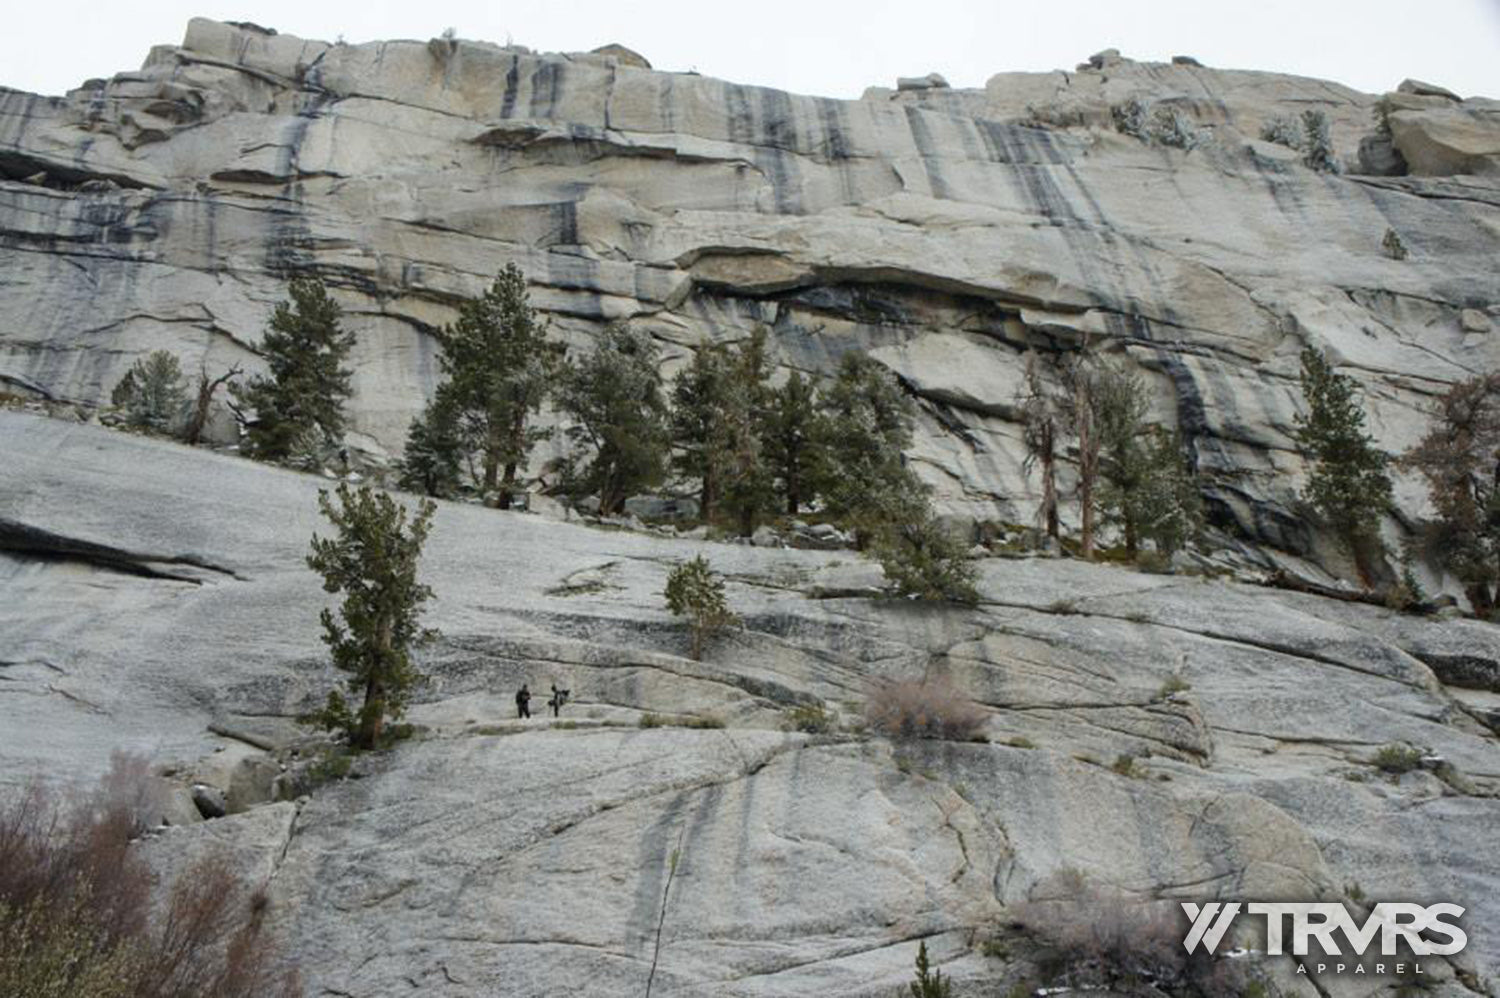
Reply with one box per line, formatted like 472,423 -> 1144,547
3,21 -> 1500,998
3,19 -> 1499,583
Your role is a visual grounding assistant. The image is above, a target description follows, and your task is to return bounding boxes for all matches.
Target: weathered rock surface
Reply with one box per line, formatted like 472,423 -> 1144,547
3,413 -> 1500,995
1,21 -> 1498,596
4,25 -> 1500,995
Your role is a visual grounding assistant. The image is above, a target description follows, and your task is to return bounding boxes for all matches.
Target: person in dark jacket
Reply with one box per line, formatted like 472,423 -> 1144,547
516,684 -> 532,719
548,684 -> 570,718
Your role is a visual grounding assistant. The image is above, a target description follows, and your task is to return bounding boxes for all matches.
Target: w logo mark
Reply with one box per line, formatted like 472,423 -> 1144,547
1181,902 -> 1242,953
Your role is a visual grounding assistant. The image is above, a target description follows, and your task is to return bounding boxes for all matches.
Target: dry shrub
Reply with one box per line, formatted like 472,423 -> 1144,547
865,675 -> 987,741
1007,870 -> 1247,995
0,751 -> 301,998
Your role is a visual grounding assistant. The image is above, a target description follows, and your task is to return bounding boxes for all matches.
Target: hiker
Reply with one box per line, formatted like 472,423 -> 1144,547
548,684 -> 571,718
516,684 -> 531,719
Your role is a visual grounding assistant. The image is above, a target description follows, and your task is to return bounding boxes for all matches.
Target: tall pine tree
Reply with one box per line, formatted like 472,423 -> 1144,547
818,353 -> 927,543
670,340 -> 733,519
1404,372 -> 1500,616
434,263 -> 559,507
670,328 -> 776,533
716,328 -> 776,535
555,324 -> 671,515
1294,347 -> 1393,580
764,369 -> 822,515
233,277 -> 354,462
397,388 -> 466,499
306,485 -> 436,751
1092,360 -> 1153,557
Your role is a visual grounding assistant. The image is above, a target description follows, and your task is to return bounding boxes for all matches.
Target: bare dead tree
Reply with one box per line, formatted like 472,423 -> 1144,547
1019,351 -> 1062,541
185,361 -> 242,446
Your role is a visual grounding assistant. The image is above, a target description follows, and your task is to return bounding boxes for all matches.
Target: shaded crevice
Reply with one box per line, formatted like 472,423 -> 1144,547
643,821 -> 688,998
0,518 -> 245,583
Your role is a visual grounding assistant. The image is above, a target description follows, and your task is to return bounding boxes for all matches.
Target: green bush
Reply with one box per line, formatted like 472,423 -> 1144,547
872,517 -> 979,604
1372,743 -> 1424,774
782,702 -> 836,734
111,350 -> 188,435
664,555 -> 739,660
1157,675 -> 1191,699
1110,98 -> 1149,139
1301,109 -> 1340,173
1259,115 -> 1303,149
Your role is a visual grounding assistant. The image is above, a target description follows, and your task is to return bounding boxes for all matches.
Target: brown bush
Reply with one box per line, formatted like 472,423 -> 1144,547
865,675 -> 987,741
1006,870 -> 1249,995
0,752 -> 301,998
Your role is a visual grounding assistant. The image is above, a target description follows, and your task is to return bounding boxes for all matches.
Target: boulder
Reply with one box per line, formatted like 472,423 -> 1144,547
896,72 -> 949,91
750,524 -> 781,548
190,783 -> 226,819
191,742 -> 281,814
622,495 -> 701,521
1388,104 -> 1500,176
1397,78 -> 1462,102
160,783 -> 206,826
588,43 -> 651,70
527,493 -> 570,520
1461,308 -> 1492,333
1087,48 -> 1124,69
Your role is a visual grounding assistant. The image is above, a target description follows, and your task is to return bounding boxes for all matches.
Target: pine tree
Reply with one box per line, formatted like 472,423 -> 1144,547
715,328 -> 776,536
233,277 -> 354,462
1294,347 -> 1393,579
908,940 -> 952,998
555,324 -> 671,515
1019,350 -> 1063,541
669,328 -> 776,532
435,263 -> 560,507
818,354 -> 927,543
764,369 -> 822,515
1105,426 -> 1203,557
306,484 -> 436,751
1404,372 -> 1500,616
670,341 -> 732,520
111,350 -> 188,435
1093,361 -> 1153,557
397,389 -> 466,499
872,516 -> 979,604
664,555 -> 739,660
1301,109 -> 1339,173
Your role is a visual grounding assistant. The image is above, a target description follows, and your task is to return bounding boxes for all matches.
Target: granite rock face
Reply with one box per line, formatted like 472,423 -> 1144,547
4,413 -> 1500,996
3,26 -> 1500,995
1,21 -> 1498,589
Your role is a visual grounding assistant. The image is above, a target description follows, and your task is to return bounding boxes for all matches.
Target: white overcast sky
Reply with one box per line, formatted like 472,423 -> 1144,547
4,1 -> 1499,100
